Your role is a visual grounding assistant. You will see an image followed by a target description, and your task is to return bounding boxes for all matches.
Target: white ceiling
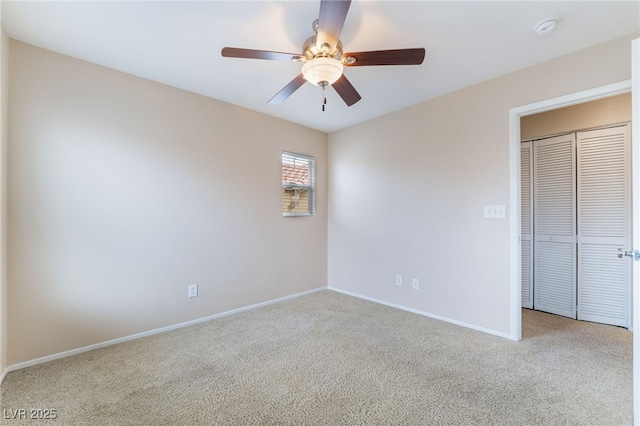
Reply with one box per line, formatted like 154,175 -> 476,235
2,1 -> 639,133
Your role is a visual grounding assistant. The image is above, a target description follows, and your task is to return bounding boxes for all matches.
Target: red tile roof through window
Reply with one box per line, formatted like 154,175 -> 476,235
282,164 -> 309,185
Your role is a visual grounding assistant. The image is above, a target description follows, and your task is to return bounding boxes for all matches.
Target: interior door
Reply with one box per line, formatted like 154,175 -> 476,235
577,125 -> 630,327
533,133 -> 577,318
521,141 -> 533,309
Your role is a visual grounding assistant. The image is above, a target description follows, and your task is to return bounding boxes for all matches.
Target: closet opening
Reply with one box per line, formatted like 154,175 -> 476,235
521,114 -> 632,329
518,93 -> 632,330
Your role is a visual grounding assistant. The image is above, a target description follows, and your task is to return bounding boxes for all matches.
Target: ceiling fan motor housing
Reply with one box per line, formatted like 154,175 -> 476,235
302,35 -> 343,61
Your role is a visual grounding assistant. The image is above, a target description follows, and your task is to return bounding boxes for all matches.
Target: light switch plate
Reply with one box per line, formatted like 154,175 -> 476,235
484,205 -> 506,219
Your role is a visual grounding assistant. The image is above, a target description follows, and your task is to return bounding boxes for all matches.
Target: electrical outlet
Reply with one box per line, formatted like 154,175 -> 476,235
188,284 -> 198,298
412,278 -> 420,290
395,275 -> 403,286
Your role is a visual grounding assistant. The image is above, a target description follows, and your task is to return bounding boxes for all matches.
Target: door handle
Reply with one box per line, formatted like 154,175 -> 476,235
617,248 -> 640,260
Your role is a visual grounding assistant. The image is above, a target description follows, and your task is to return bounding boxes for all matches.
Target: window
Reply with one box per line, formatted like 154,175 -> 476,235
282,151 -> 315,216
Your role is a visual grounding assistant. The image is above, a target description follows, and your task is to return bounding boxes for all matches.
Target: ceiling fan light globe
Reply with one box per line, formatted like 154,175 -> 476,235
302,57 -> 344,86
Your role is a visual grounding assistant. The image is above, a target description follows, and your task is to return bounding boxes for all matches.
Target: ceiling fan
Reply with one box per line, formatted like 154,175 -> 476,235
221,0 -> 425,110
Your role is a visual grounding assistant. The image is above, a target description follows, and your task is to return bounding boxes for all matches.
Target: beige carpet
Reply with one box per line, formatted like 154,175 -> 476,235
0,290 -> 633,425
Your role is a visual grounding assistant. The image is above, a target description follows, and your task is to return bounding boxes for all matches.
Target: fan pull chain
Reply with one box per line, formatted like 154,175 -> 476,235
322,84 -> 327,112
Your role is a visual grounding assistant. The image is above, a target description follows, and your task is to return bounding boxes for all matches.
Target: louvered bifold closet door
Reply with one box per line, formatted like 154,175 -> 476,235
577,125 -> 630,327
533,134 -> 576,318
521,142 -> 534,309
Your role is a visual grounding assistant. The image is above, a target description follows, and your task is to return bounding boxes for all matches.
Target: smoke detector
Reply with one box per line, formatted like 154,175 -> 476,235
535,18 -> 559,35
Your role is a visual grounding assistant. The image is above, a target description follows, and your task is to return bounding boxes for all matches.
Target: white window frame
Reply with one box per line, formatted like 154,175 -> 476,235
282,151 -> 315,217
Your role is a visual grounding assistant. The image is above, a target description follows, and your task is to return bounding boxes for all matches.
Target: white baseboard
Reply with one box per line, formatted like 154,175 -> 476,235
1,286 -> 326,382
327,287 -> 514,341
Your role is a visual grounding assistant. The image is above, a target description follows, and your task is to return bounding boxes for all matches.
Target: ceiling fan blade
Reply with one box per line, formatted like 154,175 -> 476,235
222,47 -> 301,62
316,0 -> 351,52
268,73 -> 307,105
332,74 -> 361,106
342,48 -> 426,67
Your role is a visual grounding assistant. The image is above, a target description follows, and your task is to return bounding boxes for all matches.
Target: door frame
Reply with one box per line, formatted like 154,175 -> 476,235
631,37 -> 639,426
509,79 -> 632,339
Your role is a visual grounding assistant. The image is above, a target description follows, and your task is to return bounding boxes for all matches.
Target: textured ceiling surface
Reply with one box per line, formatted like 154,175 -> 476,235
2,1 -> 639,132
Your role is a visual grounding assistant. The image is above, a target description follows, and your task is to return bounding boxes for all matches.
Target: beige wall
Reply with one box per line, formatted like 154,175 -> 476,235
0,22 -> 8,375
8,41 -> 328,365
521,93 -> 632,140
328,33 -> 638,336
